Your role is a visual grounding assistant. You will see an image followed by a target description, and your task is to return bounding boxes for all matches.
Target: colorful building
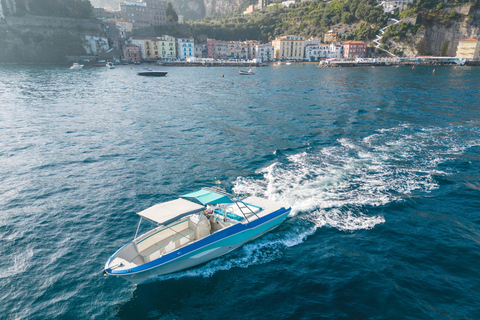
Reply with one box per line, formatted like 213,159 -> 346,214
123,44 -> 142,61
227,41 -> 249,59
207,39 -> 228,59
178,38 -> 195,60
127,36 -> 175,60
271,35 -> 305,61
157,35 -> 176,61
456,38 -> 480,60
343,40 -> 367,58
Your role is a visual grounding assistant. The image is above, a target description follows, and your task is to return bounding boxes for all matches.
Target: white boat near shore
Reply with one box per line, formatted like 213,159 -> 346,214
70,63 -> 83,70
103,187 -> 291,284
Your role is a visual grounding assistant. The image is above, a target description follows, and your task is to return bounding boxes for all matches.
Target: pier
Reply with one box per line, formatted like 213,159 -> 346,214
318,57 -> 475,67
156,60 -> 265,67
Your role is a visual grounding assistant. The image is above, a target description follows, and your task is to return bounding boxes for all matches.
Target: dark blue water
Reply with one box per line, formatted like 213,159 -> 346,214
1,64 -> 479,320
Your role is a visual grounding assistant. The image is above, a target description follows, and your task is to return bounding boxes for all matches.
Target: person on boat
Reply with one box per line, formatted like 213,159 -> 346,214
205,204 -> 214,216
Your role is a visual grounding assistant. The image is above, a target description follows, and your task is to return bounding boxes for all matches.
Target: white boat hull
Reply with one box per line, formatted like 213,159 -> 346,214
108,209 -> 289,284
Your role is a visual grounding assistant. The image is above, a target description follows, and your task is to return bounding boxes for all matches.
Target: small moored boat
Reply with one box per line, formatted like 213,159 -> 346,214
103,187 -> 291,284
239,69 -> 254,75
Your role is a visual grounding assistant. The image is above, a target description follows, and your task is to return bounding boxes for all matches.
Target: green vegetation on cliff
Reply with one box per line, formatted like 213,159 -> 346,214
155,0 -> 389,42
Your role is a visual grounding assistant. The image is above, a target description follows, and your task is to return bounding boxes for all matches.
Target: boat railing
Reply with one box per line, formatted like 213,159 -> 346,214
202,187 -> 261,222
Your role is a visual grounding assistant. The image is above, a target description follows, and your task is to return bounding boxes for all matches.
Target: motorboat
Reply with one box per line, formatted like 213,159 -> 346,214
103,187 -> 291,284
70,63 -> 84,70
106,62 -> 115,69
239,69 -> 254,75
137,68 -> 167,77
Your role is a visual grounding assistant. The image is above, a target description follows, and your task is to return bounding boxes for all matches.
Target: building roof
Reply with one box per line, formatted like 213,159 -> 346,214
343,40 -> 366,45
459,38 -> 480,42
276,35 -> 304,40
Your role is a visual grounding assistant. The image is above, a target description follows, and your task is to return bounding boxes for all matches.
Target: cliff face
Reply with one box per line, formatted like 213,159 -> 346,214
418,6 -> 480,56
0,16 -> 103,63
203,0 -> 246,16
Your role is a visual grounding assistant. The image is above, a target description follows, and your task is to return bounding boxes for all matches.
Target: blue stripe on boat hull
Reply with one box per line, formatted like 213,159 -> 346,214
107,207 -> 290,284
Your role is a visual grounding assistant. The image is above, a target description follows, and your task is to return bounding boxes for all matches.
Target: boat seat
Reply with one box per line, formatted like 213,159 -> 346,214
142,228 -> 195,263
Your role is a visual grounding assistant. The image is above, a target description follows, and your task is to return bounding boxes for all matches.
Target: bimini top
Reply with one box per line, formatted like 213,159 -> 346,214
137,198 -> 204,225
181,189 -> 234,205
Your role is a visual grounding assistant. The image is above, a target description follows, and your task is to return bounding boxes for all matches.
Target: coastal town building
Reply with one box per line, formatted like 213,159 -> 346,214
343,40 -> 367,58
115,19 -> 133,34
254,43 -> 274,62
324,28 -> 346,43
156,34 -> 176,60
120,0 -> 167,29
245,40 -> 260,60
123,44 -> 142,61
381,0 -> 414,13
456,38 -> 480,60
328,42 -> 343,58
127,35 -> 175,60
227,41 -> 249,59
207,39 -> 228,59
84,35 -> 110,55
305,43 -> 330,61
281,0 -> 295,7
243,0 -> 267,14
195,43 -> 207,58
272,35 -> 305,61
177,38 -> 195,60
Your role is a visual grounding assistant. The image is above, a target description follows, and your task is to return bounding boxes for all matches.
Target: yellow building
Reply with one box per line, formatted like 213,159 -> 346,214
143,38 -> 160,59
156,35 -> 177,61
456,38 -> 480,60
130,35 -> 177,60
271,35 -> 305,61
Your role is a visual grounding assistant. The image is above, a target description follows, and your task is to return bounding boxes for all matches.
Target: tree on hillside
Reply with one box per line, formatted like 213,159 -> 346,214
166,1 -> 178,23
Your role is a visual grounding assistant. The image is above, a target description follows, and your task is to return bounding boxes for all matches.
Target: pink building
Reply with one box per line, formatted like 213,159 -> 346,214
123,44 -> 142,61
207,39 -> 228,59
343,41 -> 367,59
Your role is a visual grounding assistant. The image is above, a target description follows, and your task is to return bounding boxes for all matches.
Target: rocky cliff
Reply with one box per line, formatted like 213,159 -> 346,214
0,16 -> 103,63
391,5 -> 480,57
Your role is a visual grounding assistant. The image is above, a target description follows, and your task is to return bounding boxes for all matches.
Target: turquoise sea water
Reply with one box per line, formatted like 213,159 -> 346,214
0,64 -> 479,319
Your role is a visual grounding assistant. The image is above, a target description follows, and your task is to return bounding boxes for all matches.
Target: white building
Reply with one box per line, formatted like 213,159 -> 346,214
178,38 -> 195,60
327,42 -> 343,58
305,43 -> 330,61
381,0 -> 413,13
254,43 -> 274,62
84,35 -> 110,55
281,0 -> 295,7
